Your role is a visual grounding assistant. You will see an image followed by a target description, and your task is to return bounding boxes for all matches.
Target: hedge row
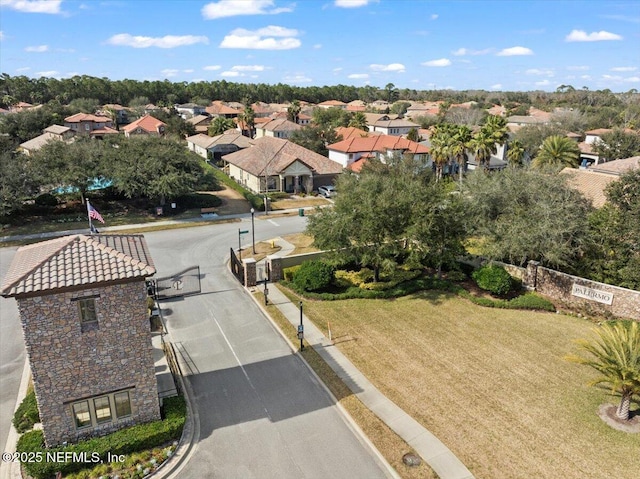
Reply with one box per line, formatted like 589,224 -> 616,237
12,389 -> 40,433
16,396 -> 186,479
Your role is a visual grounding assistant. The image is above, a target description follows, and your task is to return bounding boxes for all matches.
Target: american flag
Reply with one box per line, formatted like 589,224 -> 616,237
87,202 -> 105,224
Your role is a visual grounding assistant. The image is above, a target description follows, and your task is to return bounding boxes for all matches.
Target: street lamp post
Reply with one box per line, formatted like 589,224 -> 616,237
251,208 -> 256,254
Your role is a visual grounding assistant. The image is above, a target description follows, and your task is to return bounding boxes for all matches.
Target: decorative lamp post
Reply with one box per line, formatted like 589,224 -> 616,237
251,207 -> 256,254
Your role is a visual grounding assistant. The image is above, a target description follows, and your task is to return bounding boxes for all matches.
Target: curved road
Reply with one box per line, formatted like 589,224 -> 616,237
0,215 -> 394,478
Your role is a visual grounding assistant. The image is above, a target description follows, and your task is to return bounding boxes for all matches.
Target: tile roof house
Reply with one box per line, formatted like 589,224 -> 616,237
18,124 -> 75,155
560,156 -> 639,207
206,101 -> 241,118
64,113 -> 117,137
222,136 -> 343,194
327,134 -> 430,168
334,126 -> 374,141
255,118 -> 302,139
187,114 -> 213,133
186,131 -> 252,161
122,115 -> 167,137
174,103 -> 206,119
369,118 -> 420,136
1,234 -> 161,446
317,100 -> 347,110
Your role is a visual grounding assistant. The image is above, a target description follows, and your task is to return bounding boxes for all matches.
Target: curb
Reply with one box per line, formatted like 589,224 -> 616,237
244,283 -> 401,479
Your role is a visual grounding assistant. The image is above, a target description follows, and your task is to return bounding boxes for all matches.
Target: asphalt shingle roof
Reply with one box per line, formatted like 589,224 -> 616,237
1,234 -> 155,297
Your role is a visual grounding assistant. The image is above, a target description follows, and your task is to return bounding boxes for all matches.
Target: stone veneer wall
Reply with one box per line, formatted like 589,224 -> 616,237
17,281 -> 161,446
526,261 -> 640,320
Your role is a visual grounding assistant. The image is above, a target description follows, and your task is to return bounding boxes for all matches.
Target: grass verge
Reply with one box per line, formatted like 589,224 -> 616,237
255,290 -> 437,479
277,286 -> 639,479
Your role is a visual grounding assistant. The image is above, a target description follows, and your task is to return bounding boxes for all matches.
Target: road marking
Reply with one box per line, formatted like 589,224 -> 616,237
209,308 -> 272,420
268,219 -> 279,226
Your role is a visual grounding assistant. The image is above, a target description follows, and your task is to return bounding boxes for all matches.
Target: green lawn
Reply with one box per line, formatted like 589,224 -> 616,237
286,288 -> 639,479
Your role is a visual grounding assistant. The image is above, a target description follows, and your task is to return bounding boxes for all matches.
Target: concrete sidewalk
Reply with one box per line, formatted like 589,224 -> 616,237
260,282 -> 475,479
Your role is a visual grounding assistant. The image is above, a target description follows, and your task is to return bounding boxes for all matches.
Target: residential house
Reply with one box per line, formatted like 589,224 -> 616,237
174,103 -> 206,119
506,115 -> 549,132
406,102 -> 439,120
346,100 -> 366,112
251,102 -> 275,118
580,128 -> 637,165
269,111 -> 311,126
101,104 -> 129,125
11,101 -> 36,112
122,115 -> 167,137
334,126 -> 374,141
187,114 -> 213,134
370,100 -> 390,111
0,234 -> 161,446
186,131 -> 252,161
206,101 -> 240,118
64,113 -> 116,137
327,134 -> 430,168
19,125 -> 75,155
560,157 -> 639,207
255,118 -> 302,139
222,136 -> 343,194
369,118 -> 420,136
317,100 -> 347,110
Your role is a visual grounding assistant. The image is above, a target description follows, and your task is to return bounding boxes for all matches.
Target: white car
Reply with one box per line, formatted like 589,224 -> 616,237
318,185 -> 336,198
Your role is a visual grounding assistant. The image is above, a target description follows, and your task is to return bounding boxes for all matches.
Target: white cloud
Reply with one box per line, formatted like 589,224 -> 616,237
313,44 -> 322,49
421,58 -> 451,67
497,46 -> 533,56
283,74 -> 312,83
611,66 -> 637,72
490,84 -> 502,90
220,26 -> 301,50
16,66 -> 30,72
202,0 -> 292,19
161,69 -> 179,77
535,79 -> 551,86
565,29 -> 622,42
580,75 -> 592,80
430,14 -> 438,20
25,44 -> 48,52
35,70 -> 58,76
452,47 -> 492,56
0,31 -> 4,41
625,76 -> 640,82
231,65 -> 266,71
333,67 -> 343,73
107,34 -> 209,49
183,69 -> 194,73
348,73 -> 369,79
369,63 -> 405,72
567,65 -> 590,71
335,0 -> 371,7
220,71 -> 242,77
525,68 -> 554,77
203,65 -> 221,71
1,0 -> 62,14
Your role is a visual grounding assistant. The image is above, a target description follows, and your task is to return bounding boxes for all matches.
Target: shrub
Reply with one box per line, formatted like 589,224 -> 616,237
17,396 -> 186,479
12,389 -> 40,433
472,265 -> 514,296
507,293 -> 556,311
283,265 -> 300,282
34,193 -> 58,207
174,193 -> 222,209
445,270 -> 467,282
293,261 -> 335,292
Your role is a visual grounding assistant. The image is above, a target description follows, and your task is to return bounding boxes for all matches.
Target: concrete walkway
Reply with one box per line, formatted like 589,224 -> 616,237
254,246 -> 475,479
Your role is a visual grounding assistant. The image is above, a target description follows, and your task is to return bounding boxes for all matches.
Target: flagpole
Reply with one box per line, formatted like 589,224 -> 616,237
87,199 -> 94,234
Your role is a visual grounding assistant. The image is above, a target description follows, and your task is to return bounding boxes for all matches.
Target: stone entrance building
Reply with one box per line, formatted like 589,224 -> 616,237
1,234 -> 161,446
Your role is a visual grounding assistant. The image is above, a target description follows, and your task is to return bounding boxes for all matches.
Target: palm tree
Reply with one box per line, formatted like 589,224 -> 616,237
506,139 -> 526,166
208,116 -> 236,136
533,135 -> 580,169
348,112 -> 368,131
483,114 -> 509,145
566,321 -> 640,421
469,129 -> 496,170
450,125 -> 472,182
287,99 -> 301,124
429,126 -> 450,181
238,101 -> 255,138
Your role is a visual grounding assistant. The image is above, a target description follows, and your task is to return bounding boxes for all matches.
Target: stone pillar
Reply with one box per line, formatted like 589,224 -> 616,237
267,255 -> 282,281
525,261 -> 540,291
243,258 -> 257,287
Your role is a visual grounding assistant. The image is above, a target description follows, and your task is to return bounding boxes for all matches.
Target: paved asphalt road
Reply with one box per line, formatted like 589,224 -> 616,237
0,215 -> 393,478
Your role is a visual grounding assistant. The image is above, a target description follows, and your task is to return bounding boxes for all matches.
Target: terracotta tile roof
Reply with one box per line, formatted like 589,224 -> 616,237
1,234 -> 156,297
335,126 -> 370,141
327,134 -> 430,155
318,100 -> 346,107
64,113 -> 112,123
90,126 -> 119,136
560,168 -> 618,208
187,131 -> 252,149
206,101 -> 240,116
346,105 -> 366,112
122,115 -> 166,134
585,128 -> 612,136
372,118 -> 420,128
347,158 -> 368,173
589,156 -> 640,175
223,136 -> 343,177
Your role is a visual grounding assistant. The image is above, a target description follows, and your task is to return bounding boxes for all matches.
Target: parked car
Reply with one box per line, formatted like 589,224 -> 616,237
318,185 -> 336,198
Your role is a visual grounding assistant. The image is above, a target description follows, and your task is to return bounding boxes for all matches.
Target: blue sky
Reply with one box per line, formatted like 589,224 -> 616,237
1,0 -> 639,92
